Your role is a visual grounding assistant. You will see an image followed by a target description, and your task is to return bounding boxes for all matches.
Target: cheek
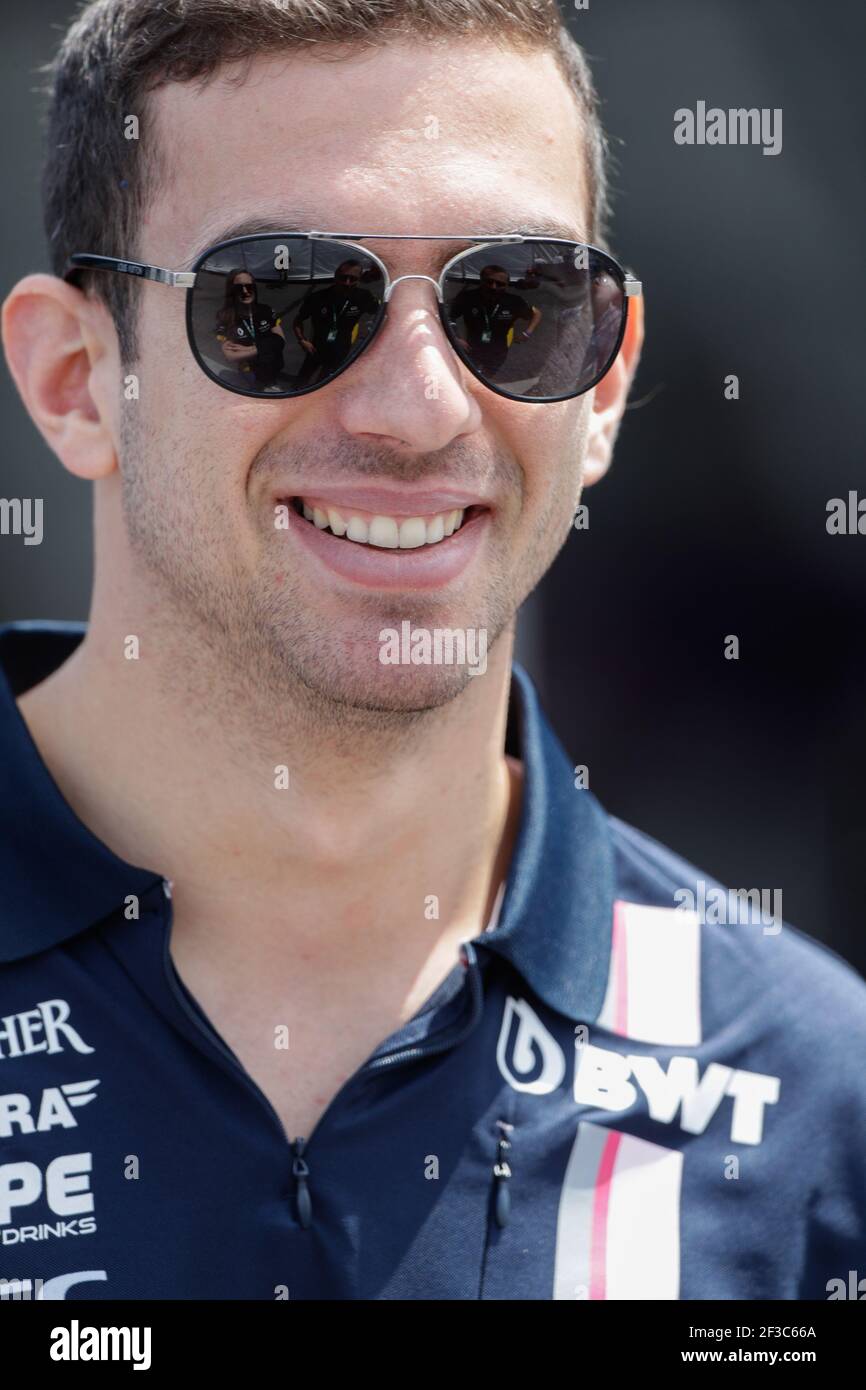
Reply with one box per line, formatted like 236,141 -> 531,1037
138,293 -> 211,441
512,397 -> 591,521
138,298 -> 271,499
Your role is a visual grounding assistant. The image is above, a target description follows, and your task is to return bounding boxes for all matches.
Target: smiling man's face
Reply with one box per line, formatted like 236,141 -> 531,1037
122,39 -> 598,713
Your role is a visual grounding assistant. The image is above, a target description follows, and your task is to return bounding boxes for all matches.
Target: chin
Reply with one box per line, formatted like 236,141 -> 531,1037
247,587 -> 501,717
276,639 -> 489,722
300,657 -> 485,716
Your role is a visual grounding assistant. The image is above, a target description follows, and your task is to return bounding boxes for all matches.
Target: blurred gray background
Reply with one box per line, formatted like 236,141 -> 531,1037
2,2 -> 865,972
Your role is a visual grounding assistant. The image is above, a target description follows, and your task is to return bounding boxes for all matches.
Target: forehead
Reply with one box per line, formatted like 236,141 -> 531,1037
145,39 -> 590,263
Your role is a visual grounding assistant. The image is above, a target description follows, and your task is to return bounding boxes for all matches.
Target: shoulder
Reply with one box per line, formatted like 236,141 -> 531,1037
601,813 -> 866,1295
606,812 -> 866,1072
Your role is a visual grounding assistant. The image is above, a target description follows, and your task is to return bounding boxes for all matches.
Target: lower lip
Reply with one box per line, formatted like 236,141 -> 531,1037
283,505 -> 490,590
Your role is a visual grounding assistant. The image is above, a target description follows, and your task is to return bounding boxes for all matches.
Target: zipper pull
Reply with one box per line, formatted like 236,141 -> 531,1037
292,1137 -> 313,1230
492,1120 -> 514,1229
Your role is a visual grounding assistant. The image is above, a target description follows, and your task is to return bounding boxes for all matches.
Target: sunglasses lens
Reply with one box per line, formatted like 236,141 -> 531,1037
190,237 -> 386,396
442,242 -> 626,400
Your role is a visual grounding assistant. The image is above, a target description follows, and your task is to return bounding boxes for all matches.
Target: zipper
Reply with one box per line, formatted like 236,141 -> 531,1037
491,1119 -> 514,1228
363,941 -> 485,1073
291,1138 -> 313,1230
158,883 -> 486,1231
478,1101 -> 518,1298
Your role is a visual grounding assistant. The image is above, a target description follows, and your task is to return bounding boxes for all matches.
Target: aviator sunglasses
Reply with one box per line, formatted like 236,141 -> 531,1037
65,231 -> 642,404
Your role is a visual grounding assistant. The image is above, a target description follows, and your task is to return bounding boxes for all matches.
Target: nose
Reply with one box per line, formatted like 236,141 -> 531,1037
332,276 -> 484,453
382,273 -> 443,303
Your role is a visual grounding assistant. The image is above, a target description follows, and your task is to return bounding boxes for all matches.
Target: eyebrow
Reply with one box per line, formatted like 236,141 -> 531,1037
186,213 -> 590,265
510,216 -> 590,241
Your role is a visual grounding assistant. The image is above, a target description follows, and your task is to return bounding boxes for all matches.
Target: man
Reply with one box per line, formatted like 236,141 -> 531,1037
447,264 -> 541,380
216,271 -> 286,390
292,259 -> 380,388
0,0 -> 863,1302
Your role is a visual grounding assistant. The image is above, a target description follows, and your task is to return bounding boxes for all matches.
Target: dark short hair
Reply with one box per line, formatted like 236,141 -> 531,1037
42,0 -> 611,362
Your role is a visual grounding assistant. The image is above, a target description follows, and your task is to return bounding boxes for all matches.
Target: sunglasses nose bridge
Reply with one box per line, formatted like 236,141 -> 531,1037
383,273 -> 444,306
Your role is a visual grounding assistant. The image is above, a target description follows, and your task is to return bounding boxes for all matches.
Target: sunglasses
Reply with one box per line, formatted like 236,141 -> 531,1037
65,231 -> 642,404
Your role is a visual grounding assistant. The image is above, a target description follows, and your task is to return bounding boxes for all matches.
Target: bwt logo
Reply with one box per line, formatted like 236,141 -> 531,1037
496,997 -> 780,1145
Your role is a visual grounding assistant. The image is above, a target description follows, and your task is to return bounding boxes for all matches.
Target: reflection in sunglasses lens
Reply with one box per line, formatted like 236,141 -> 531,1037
189,236 -> 625,401
442,241 -> 624,401
191,237 -> 386,396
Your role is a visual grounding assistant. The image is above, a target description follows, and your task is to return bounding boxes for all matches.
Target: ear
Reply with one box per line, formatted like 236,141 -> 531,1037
582,291 -> 645,487
1,274 -> 120,481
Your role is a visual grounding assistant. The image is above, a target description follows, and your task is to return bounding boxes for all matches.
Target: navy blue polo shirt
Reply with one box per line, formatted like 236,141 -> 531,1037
1,620 -> 864,1301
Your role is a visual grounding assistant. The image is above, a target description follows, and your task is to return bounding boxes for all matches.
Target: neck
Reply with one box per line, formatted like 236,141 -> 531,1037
18,572 -> 522,963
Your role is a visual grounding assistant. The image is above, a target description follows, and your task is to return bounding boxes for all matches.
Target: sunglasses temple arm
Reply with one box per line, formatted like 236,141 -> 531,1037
64,253 -> 196,288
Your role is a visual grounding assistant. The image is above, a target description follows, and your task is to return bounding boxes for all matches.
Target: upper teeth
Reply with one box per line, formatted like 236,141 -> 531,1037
300,502 -> 465,549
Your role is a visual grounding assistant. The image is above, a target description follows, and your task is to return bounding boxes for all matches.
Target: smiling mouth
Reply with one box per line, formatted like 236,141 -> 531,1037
287,497 -> 484,550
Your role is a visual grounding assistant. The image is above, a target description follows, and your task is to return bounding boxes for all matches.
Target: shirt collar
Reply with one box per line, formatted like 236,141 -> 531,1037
0,621 -> 161,963
486,662 -> 614,1023
0,622 -> 614,1021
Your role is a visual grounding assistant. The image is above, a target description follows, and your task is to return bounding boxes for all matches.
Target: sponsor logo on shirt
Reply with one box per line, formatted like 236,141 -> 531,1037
0,1000 -> 95,1062
1,1218 -> 97,1247
0,1151 -> 96,1241
0,1269 -> 107,1300
496,996 -> 780,1145
0,1080 -> 100,1137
